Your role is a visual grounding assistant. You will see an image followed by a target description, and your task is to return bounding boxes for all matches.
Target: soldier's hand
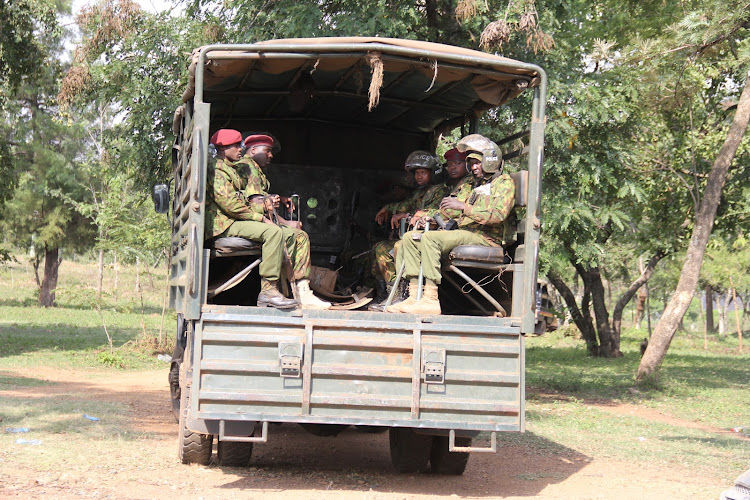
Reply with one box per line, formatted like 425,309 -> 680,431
440,196 -> 466,212
269,194 -> 281,209
412,215 -> 433,229
262,217 -> 274,224
375,207 -> 389,225
390,212 -> 408,229
280,195 -> 293,212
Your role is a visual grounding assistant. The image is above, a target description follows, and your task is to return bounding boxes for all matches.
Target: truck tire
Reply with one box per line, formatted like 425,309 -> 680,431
169,316 -> 187,422
177,390 -> 213,465
429,436 -> 471,475
389,428 -> 432,473
217,440 -> 253,467
168,360 -> 181,423
178,422 -> 213,465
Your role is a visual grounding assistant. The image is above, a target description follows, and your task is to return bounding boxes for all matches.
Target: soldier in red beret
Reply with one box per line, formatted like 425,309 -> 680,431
205,129 -> 330,309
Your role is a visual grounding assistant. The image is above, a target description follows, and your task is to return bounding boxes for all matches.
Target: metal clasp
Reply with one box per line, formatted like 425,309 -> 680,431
279,342 -> 303,378
422,348 -> 445,384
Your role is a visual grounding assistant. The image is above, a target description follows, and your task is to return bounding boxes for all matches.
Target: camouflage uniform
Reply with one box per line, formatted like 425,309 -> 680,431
372,183 -> 449,282
206,156 -> 311,282
396,173 -> 515,284
412,175 -> 475,220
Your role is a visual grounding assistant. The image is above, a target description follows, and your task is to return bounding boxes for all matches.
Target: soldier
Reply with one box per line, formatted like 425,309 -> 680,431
205,129 -> 330,310
374,151 -> 446,230
408,147 -> 473,228
388,134 -> 515,315
369,151 -> 446,311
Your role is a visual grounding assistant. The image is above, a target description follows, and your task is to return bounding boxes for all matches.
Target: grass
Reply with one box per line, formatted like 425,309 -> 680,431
0,256 -> 175,370
524,325 -> 750,482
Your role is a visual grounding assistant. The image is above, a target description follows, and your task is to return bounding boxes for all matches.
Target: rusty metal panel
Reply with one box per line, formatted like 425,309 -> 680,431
193,305 -> 524,432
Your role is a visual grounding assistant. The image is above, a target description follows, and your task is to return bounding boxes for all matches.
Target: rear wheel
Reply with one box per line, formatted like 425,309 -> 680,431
168,360 -> 181,422
177,388 -> 212,465
430,436 -> 471,475
178,419 -> 213,465
169,316 -> 187,422
217,440 -> 253,467
388,428 -> 432,473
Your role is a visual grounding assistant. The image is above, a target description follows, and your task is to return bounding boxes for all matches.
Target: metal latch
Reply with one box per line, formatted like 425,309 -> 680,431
422,349 -> 446,385
279,342 -> 303,378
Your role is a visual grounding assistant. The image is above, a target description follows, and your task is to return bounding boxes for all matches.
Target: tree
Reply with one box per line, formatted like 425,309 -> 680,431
637,2 -> 750,380
0,0 -> 63,213
0,0 -> 97,306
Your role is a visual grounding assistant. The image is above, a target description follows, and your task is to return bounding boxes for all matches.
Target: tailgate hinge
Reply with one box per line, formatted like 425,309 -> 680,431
279,342 -> 303,378
422,348 -> 446,385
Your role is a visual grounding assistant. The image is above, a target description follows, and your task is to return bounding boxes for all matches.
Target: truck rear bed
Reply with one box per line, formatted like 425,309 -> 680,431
188,305 -> 525,434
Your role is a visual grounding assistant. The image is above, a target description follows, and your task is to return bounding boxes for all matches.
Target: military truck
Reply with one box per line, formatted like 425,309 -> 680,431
154,37 -> 547,474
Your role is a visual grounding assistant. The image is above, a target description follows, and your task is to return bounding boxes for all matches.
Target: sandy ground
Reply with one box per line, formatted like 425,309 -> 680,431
0,366 -> 735,499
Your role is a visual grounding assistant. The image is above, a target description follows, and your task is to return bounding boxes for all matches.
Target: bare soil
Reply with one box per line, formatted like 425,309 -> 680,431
0,367 -> 730,499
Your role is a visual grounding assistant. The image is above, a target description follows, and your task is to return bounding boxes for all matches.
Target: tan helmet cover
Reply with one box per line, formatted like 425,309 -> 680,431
456,134 -> 503,173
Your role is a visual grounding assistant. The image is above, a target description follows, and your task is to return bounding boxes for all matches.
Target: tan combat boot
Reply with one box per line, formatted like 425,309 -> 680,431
400,280 -> 441,315
297,279 -> 332,310
257,279 -> 298,309
385,279 -> 419,313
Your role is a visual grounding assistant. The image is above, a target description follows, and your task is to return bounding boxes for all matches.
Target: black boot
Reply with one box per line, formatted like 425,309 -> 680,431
368,279 -> 398,312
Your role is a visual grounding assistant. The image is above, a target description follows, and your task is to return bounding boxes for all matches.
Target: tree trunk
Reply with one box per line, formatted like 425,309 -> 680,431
31,254 -> 41,287
577,264 -> 619,357
705,285 -> 715,333
135,256 -> 140,292
612,251 -> 665,342
39,246 -> 61,307
637,75 -> 750,382
718,291 -> 728,335
635,288 -> 647,329
113,252 -> 118,302
548,270 -> 599,355
97,248 -> 104,300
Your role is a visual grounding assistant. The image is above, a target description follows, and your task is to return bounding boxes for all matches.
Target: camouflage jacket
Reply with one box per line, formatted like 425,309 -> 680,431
205,156 -> 268,238
383,183 -> 448,215
457,173 -> 516,246
413,175 -> 475,220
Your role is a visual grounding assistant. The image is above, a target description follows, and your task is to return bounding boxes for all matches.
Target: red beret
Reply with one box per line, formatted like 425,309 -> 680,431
244,134 -> 274,149
209,129 -> 242,147
444,148 -> 467,161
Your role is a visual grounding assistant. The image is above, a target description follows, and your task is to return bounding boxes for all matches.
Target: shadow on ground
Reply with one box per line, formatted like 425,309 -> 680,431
213,423 -> 590,497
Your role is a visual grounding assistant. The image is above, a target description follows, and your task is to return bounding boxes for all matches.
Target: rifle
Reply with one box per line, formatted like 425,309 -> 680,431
266,195 -> 300,304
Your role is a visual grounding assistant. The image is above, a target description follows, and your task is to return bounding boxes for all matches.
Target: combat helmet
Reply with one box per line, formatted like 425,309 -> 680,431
404,150 -> 441,177
456,134 -> 503,173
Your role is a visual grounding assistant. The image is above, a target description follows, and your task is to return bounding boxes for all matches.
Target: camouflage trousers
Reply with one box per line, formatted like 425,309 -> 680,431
371,240 -> 399,283
223,220 -> 311,282
396,230 -> 492,284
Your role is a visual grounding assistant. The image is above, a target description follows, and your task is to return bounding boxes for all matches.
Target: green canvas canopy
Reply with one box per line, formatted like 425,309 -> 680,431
183,37 -> 544,136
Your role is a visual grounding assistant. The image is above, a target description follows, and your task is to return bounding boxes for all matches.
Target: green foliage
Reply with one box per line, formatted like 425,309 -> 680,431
0,0 -> 62,105
62,1 -> 218,186
701,235 -> 750,295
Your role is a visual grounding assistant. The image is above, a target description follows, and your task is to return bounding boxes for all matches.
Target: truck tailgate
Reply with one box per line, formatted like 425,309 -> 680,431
192,305 -> 524,432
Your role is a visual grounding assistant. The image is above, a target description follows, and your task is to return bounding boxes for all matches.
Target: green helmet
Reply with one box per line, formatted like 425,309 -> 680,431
404,150 -> 440,176
456,134 -> 503,173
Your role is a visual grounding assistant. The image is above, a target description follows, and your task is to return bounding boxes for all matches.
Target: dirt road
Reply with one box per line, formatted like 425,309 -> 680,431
0,367 -> 728,499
